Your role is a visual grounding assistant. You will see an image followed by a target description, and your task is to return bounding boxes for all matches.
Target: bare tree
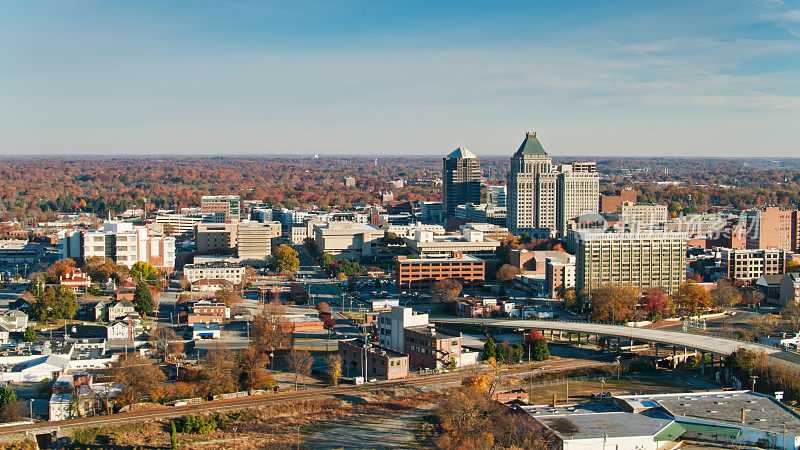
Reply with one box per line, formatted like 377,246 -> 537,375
149,326 -> 178,362
286,349 -> 313,390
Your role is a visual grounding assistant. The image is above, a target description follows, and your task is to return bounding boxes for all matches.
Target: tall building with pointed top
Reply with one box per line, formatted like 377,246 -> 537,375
442,147 -> 481,219
507,132 -> 599,237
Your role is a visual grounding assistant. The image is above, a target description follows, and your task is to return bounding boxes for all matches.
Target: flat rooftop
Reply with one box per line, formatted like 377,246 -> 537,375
617,390 -> 800,435
521,402 -> 673,440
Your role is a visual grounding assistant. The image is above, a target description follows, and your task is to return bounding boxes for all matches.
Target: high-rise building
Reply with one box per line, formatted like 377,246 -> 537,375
442,148 -> 481,219
569,230 -> 687,294
744,207 -> 795,250
200,195 -> 241,223
507,132 -> 599,237
486,185 -> 507,207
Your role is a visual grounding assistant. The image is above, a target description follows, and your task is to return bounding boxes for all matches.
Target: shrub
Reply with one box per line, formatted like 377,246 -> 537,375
180,414 -> 217,434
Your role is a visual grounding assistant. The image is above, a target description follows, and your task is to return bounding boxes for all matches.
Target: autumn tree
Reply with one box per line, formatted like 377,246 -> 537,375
110,354 -> 167,406
82,256 -> 119,282
589,285 -> 638,323
641,287 -> 672,321
131,261 -> 158,281
787,259 -> 800,273
251,302 -> 293,354
238,347 -> 275,391
29,286 -> 78,323
742,289 -> 766,309
286,349 -> 313,390
215,288 -> 243,306
431,279 -> 462,303
199,346 -> 240,395
710,279 -> 742,309
673,282 -> 714,317
782,301 -> 800,332
495,264 -> 517,284
271,245 -> 300,273
325,354 -> 342,386
46,259 -> 76,283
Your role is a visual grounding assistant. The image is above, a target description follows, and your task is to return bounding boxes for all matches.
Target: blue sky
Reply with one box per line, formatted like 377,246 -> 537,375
1,0 -> 799,157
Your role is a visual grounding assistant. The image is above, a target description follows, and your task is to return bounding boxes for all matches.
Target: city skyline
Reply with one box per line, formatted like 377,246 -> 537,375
2,1 -> 800,157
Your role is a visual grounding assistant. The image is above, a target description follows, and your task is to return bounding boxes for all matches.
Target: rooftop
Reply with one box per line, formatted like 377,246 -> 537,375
513,131 -> 548,157
446,147 -> 477,159
521,402 -> 673,440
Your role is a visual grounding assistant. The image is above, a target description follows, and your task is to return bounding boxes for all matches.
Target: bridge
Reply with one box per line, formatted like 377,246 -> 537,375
432,317 -> 800,373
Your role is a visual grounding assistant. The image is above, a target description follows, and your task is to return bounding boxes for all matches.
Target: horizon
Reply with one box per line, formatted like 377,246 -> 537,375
2,1 -> 799,157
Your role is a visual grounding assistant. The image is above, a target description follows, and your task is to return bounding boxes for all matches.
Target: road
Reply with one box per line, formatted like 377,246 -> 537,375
431,316 -> 800,372
0,356 -> 612,440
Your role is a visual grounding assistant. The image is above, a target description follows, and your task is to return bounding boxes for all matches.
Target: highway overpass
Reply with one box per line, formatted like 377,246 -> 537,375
432,317 -> 800,373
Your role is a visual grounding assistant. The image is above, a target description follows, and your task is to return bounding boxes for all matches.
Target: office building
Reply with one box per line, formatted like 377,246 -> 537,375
344,176 -> 356,187
616,201 -> 669,227
546,255 -> 576,297
420,201 -> 443,224
454,203 -> 507,226
719,248 -> 788,282
200,195 -> 241,223
442,148 -> 481,219
506,132 -> 599,237
196,223 -> 237,254
183,261 -> 246,285
237,221 -> 280,259
313,222 -> 383,259
570,230 -> 687,294
395,252 -> 485,290
0,240 -> 46,264
154,213 -> 208,236
403,228 -> 500,258
486,185 -> 507,207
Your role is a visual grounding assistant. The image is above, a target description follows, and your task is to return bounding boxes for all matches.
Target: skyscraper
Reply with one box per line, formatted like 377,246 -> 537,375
506,132 -> 557,236
506,132 -> 599,237
442,147 -> 481,219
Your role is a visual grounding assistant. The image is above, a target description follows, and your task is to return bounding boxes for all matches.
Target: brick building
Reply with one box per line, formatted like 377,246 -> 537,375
395,252 -> 484,290
338,338 -> 408,380
403,326 -> 462,370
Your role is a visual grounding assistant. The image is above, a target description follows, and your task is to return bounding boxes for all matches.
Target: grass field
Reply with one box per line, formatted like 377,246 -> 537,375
522,376 -> 702,405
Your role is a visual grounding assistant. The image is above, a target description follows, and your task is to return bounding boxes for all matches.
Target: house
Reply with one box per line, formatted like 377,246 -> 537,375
59,268 -> 92,290
94,299 -> 111,322
780,273 -> 800,306
106,314 -> 144,340
0,309 -> 28,332
756,274 -> 783,302
192,322 -> 220,340
107,299 -> 136,322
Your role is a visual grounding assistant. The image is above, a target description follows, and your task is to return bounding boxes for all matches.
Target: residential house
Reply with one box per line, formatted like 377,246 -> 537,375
0,309 -> 28,332
780,273 -> 800,306
756,274 -> 783,302
107,299 -> 136,322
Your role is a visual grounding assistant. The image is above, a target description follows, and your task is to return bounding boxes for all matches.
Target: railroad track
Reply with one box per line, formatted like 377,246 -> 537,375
0,356 -> 612,439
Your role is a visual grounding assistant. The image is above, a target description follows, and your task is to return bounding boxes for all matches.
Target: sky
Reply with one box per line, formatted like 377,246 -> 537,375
1,0 -> 800,157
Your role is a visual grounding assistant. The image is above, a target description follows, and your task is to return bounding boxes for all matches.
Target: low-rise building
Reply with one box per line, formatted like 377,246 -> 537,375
395,252 -> 485,290
403,325 -> 462,370
313,221 -> 383,259
403,228 -> 500,259
183,261 -> 246,285
0,310 -> 28,332
378,306 -> 430,352
338,338 -> 408,380
192,322 -> 221,340
190,278 -> 235,293
0,240 -> 46,264
59,268 -> 92,290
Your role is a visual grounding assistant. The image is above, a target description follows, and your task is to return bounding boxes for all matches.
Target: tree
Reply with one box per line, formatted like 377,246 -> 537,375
200,346 -> 240,395
742,289 -> 765,309
783,301 -> 800,332
30,286 -> 78,323
286,349 -> 313,390
238,347 -> 275,391
46,259 -> 76,283
251,302 -> 293,353
271,245 -> 300,273
325,354 -> 342,386
0,387 -> 18,424
150,326 -> 178,361
110,354 -> 167,406
170,420 -> 178,450
0,387 -> 16,409
215,288 -> 243,306
787,259 -> 800,273
641,288 -> 672,321
134,281 -> 155,316
495,264 -> 517,284
130,261 -> 158,281
710,279 -> 741,309
431,279 -> 462,303
82,256 -> 119,282
589,285 -> 638,322
531,338 -> 550,361
482,337 -> 496,361
23,326 -> 36,343
674,282 -> 714,317
561,287 -> 578,311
